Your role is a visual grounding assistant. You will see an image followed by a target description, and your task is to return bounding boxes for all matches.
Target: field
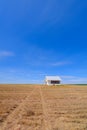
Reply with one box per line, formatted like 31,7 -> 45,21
0,85 -> 87,130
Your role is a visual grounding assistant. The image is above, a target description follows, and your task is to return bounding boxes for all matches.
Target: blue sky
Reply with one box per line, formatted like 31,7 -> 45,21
0,0 -> 87,84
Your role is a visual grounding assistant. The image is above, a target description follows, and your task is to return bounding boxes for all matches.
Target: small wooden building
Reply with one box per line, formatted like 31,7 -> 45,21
45,76 -> 61,85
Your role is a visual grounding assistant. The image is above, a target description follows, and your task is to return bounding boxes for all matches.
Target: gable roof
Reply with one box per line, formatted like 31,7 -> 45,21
45,76 -> 61,81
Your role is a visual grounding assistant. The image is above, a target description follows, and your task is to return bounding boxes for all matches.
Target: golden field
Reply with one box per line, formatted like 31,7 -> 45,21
0,84 -> 87,130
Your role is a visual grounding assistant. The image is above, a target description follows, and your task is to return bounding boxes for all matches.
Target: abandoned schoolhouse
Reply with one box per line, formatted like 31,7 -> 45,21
45,76 -> 61,85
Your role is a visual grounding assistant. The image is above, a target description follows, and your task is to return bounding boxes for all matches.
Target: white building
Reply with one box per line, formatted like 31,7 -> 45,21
45,76 -> 61,85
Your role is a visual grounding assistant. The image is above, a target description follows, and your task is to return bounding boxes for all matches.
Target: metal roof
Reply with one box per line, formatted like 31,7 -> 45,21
45,76 -> 61,81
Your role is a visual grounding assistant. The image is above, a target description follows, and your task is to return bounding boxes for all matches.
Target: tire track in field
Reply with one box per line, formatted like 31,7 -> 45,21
39,86 -> 52,130
0,87 -> 37,130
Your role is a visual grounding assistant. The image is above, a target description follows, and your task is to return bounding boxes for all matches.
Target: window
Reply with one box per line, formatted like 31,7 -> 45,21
51,80 -> 60,84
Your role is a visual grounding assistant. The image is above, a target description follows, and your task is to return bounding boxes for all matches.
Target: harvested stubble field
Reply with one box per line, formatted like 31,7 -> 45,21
0,85 -> 87,130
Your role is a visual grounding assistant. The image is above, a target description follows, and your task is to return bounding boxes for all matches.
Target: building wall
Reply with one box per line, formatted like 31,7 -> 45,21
45,80 -> 51,85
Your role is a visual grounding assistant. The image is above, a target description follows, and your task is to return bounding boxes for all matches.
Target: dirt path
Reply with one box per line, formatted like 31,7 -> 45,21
39,86 -> 52,130
0,86 -> 52,130
0,88 -> 36,130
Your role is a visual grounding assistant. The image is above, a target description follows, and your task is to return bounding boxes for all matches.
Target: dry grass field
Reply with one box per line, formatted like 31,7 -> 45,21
0,84 -> 87,130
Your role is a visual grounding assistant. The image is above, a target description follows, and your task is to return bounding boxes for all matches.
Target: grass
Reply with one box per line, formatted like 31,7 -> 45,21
0,84 -> 87,130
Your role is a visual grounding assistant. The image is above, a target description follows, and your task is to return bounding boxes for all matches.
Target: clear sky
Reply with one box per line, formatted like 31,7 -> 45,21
0,0 -> 87,84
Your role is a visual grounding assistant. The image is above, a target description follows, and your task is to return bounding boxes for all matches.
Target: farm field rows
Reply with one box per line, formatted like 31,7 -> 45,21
0,84 -> 87,130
